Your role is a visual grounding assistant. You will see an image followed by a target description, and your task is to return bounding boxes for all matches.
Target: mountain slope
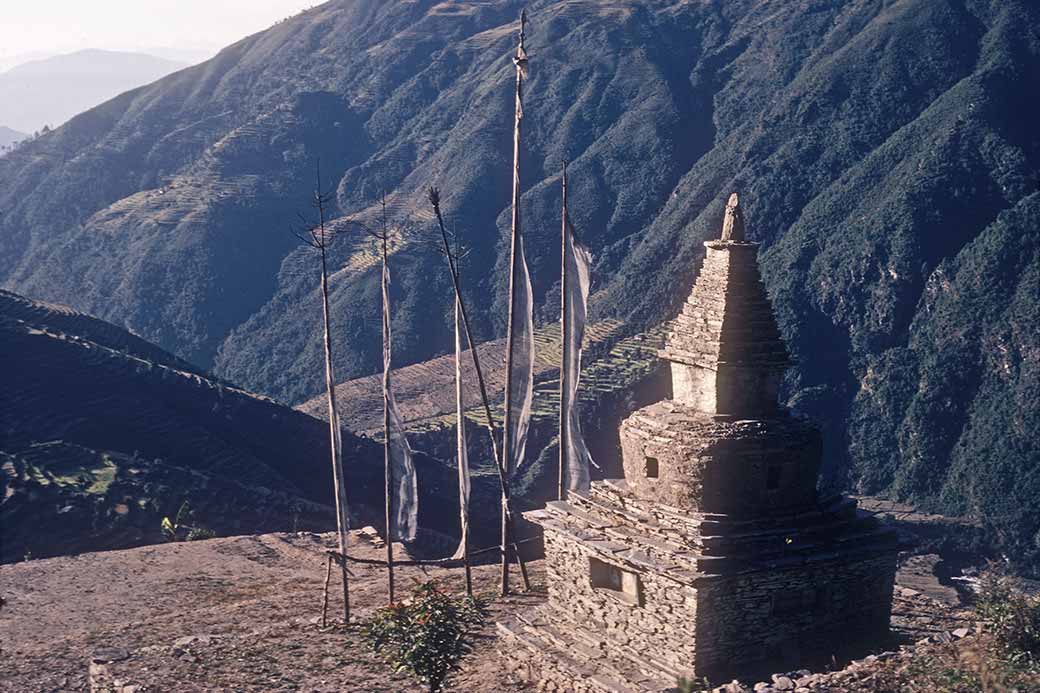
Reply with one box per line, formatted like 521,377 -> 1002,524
0,1 -> 1038,568
0,49 -> 187,133
0,291 -> 482,562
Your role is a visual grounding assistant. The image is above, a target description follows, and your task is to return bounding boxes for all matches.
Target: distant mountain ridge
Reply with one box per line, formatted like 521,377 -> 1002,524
0,0 -> 1038,572
0,49 -> 186,133
0,125 -> 26,150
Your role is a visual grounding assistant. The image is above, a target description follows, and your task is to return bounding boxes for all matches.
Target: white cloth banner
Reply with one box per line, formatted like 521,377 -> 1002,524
332,409 -> 350,535
563,223 -> 595,491
508,233 -> 535,477
451,296 -> 471,560
383,261 -> 418,542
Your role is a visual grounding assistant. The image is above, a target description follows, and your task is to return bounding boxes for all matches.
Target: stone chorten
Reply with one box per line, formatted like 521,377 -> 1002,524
499,194 -> 899,691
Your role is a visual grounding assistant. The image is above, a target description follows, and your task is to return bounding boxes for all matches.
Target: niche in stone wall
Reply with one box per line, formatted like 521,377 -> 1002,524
589,556 -> 642,605
644,456 -> 660,479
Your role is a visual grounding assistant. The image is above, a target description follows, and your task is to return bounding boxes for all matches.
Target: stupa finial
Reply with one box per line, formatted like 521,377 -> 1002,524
720,192 -> 745,242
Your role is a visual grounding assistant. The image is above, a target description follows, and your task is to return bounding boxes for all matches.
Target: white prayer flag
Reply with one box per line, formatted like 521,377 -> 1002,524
563,220 -> 595,492
508,233 -> 535,476
383,261 -> 418,542
451,296 -> 471,560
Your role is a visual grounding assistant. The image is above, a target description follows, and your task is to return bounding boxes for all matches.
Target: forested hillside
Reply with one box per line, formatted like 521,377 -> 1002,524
0,0 -> 1037,570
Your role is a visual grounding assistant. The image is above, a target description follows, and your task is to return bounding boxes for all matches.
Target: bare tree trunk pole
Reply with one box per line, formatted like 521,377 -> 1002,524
320,240 -> 350,624
381,205 -> 396,606
428,189 -> 530,594
500,7 -> 529,598
558,162 -> 569,502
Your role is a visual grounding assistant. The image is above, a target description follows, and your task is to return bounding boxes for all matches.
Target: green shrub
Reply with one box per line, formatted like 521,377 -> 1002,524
185,526 -> 216,541
977,568 -> 1040,662
363,581 -> 487,692
160,500 -> 215,542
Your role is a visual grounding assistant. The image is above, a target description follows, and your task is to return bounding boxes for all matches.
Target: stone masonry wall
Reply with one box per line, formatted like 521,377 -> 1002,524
670,361 -> 717,414
661,242 -> 790,419
694,552 -> 898,678
498,642 -> 608,693
543,529 -> 698,676
715,364 -> 783,418
619,402 -> 821,515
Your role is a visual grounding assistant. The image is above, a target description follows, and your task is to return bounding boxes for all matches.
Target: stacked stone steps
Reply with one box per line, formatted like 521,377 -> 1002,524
566,482 -> 898,574
668,324 -> 783,351
679,286 -> 773,308
673,314 -> 783,340
591,481 -> 877,540
666,320 -> 789,361
660,238 -> 791,372
671,301 -> 778,328
530,504 -> 700,584
661,342 -> 789,367
662,345 -> 791,368
497,611 -> 680,692
547,513 -> 894,581
538,495 -> 722,582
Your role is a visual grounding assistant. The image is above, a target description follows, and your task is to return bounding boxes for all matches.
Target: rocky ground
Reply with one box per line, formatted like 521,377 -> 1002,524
0,531 -> 1010,692
0,530 -> 539,692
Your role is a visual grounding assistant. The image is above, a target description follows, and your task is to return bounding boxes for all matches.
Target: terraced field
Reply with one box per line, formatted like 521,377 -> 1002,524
299,319 -> 658,433
298,317 -> 669,504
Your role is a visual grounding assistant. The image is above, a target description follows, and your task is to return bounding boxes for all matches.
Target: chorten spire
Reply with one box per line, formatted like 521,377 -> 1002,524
659,192 -> 791,417
719,192 -> 745,242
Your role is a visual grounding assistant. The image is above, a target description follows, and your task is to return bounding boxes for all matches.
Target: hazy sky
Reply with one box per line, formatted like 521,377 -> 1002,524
0,0 -> 321,70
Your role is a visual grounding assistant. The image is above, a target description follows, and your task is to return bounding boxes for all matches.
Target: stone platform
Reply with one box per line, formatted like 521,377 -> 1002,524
500,480 -> 899,688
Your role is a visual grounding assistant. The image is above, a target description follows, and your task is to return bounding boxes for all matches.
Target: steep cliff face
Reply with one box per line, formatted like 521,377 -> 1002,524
1,1 -> 1038,568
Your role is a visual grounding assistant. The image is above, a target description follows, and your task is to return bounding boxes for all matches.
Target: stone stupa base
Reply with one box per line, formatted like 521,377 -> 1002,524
497,480 -> 898,689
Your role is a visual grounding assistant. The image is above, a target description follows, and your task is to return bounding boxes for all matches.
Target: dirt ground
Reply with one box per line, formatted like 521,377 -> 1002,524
0,531 -> 541,692
0,529 -> 975,693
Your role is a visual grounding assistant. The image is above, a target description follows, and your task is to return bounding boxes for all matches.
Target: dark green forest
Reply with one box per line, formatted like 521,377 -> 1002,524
0,0 -> 1037,571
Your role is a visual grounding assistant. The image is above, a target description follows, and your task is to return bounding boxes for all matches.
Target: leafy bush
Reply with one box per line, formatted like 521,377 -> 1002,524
363,581 -> 487,692
977,568 -> 1040,661
161,500 -> 215,542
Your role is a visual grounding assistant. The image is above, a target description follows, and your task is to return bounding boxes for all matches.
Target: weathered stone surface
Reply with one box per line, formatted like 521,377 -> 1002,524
619,402 -> 821,514
660,235 -> 791,418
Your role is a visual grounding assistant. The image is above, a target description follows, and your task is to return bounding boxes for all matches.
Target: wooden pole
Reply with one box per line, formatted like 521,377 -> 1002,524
463,521 -> 473,597
321,553 -> 333,628
316,161 -> 350,624
381,196 -> 396,606
500,6 -> 528,598
558,162 -> 569,502
428,189 -> 531,593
